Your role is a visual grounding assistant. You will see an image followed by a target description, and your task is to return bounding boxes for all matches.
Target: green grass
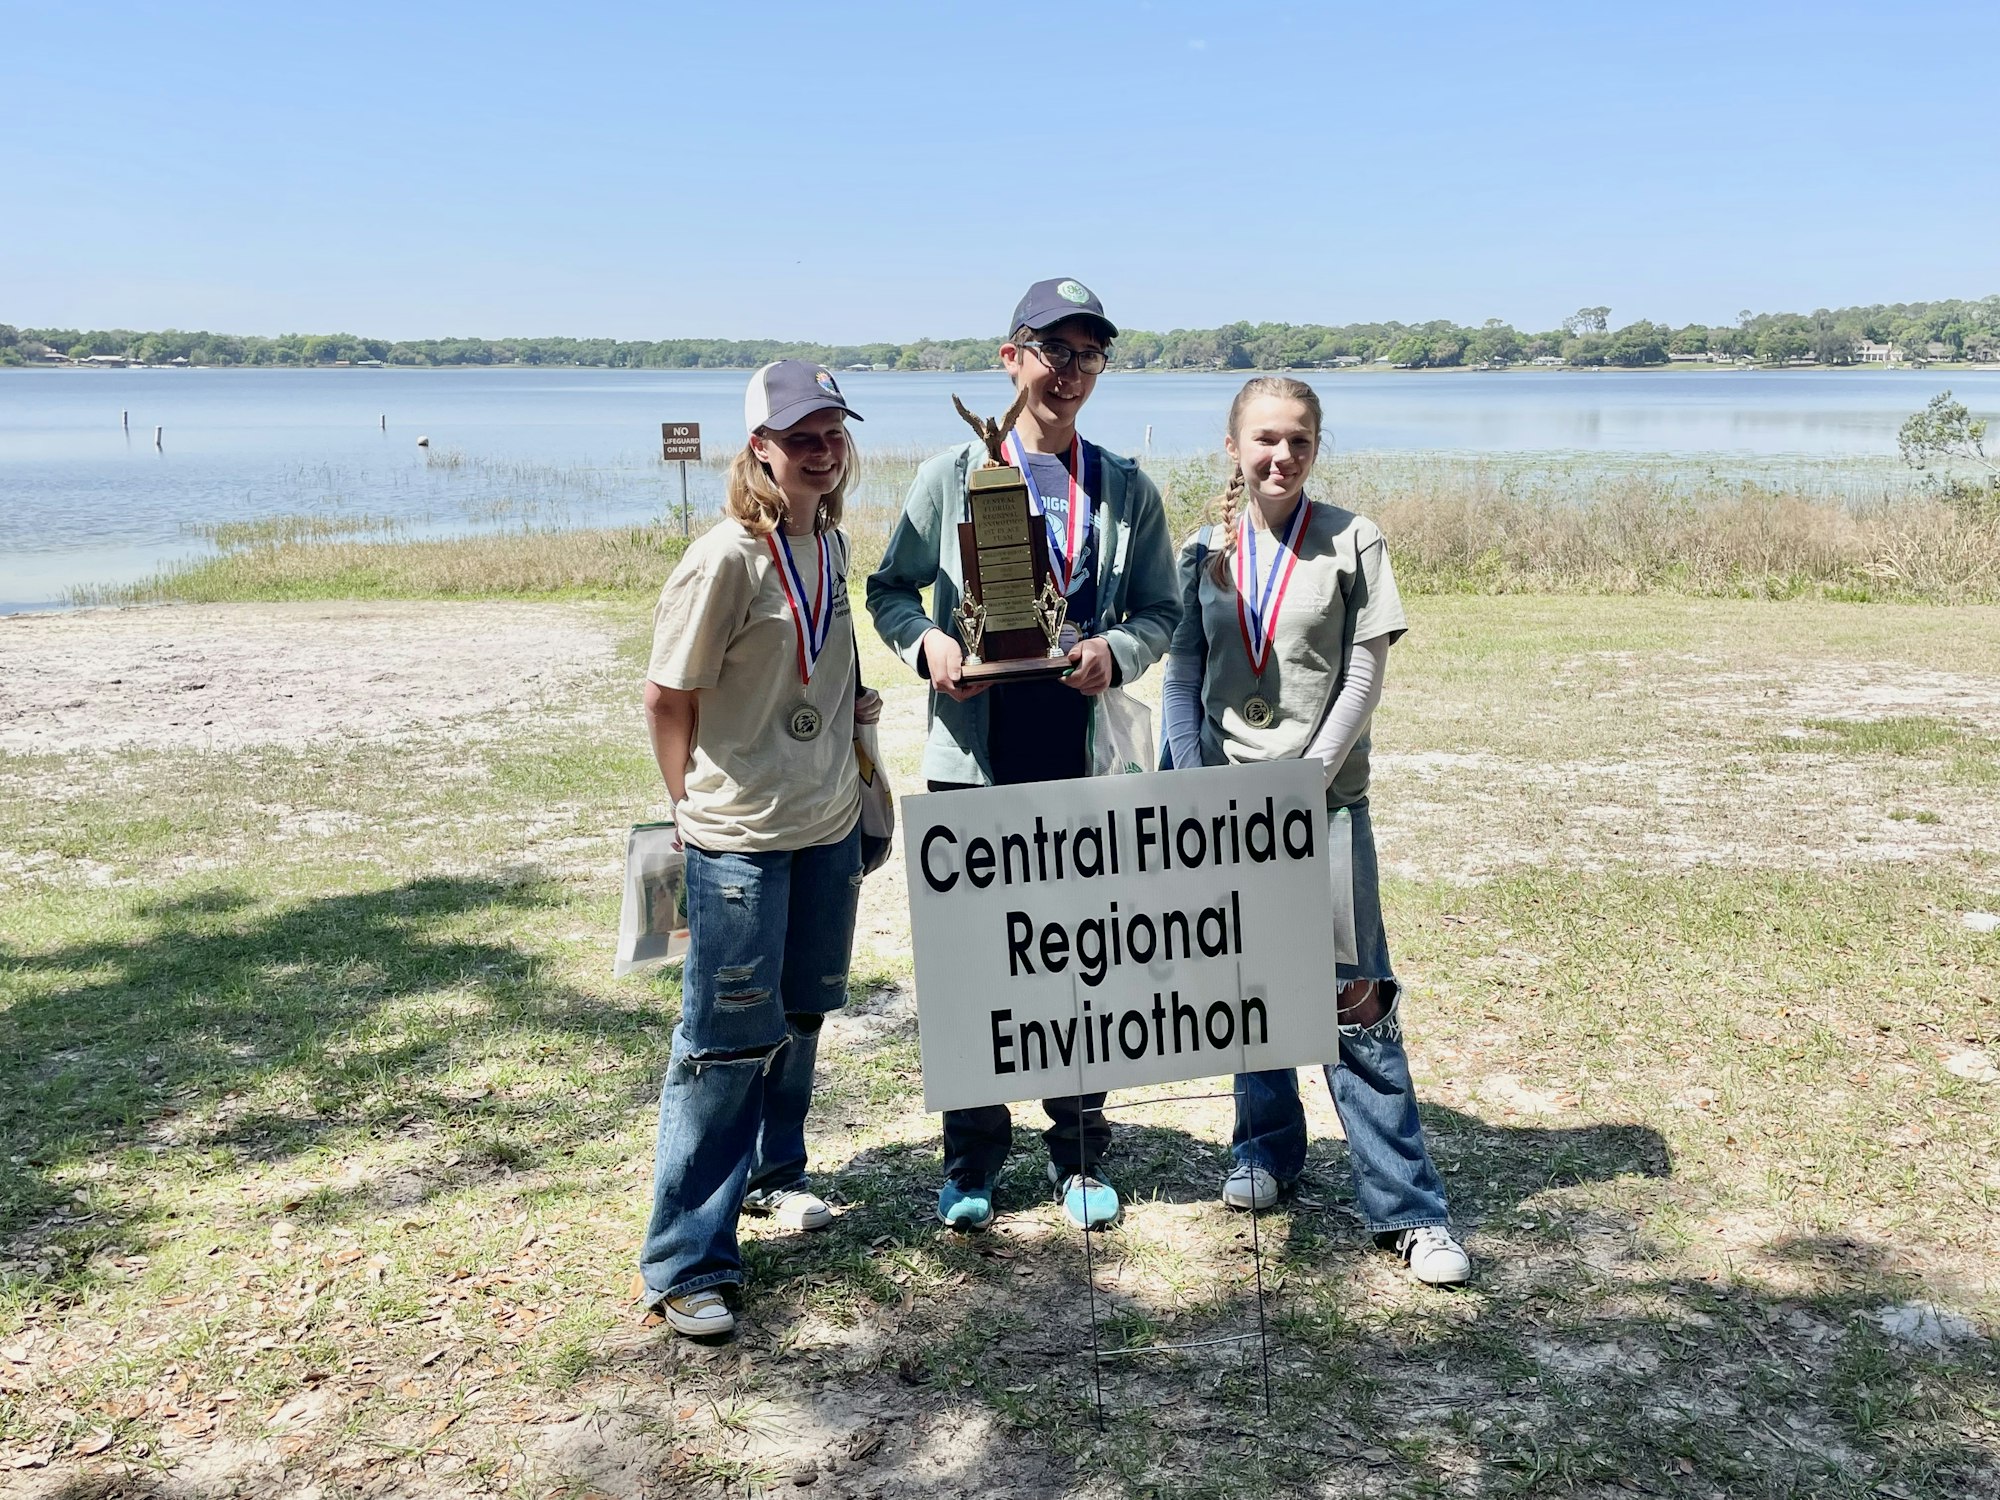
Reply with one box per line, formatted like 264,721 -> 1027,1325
1,592 -> 1996,1496
1156,450 -> 2000,604
1771,716 -> 2000,792
1793,714 -> 1983,755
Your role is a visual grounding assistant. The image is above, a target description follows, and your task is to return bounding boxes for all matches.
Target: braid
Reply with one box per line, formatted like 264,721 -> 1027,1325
1208,467 -> 1246,587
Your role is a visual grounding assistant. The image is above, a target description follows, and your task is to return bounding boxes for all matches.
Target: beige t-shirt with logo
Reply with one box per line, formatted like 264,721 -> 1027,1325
647,520 -> 860,853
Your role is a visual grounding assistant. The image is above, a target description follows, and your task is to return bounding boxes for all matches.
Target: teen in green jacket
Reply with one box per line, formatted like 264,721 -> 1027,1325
866,277 -> 1180,1231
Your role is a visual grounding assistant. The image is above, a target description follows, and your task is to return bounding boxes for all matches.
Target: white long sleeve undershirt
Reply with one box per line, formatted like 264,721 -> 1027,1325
1307,634 -> 1387,788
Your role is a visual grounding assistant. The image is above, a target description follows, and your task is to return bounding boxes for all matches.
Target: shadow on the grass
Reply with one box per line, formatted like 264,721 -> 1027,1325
0,876 -> 659,1261
642,1106 -> 1996,1500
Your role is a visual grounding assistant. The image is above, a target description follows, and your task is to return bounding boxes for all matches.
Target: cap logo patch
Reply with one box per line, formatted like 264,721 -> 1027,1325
815,369 -> 840,395
1057,280 -> 1092,305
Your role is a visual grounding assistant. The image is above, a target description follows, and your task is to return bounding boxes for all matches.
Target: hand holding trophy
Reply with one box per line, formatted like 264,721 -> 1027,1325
948,393 -> 1077,681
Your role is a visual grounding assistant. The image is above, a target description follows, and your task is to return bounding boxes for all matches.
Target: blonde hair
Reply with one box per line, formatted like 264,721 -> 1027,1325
1208,376 -> 1325,586
725,432 -> 854,536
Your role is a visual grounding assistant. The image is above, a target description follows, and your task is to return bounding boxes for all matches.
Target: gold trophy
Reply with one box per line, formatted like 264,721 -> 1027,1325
950,394 -> 1074,682
1034,579 -> 1068,658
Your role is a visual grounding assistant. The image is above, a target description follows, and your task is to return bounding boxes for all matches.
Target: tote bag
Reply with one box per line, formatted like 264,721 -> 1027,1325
1087,686 -> 1156,777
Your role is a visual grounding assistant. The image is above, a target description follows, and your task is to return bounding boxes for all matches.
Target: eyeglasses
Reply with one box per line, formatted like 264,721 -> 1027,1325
1021,341 -> 1109,375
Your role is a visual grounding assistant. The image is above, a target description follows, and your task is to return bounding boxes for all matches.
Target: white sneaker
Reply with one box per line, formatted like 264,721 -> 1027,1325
742,1186 -> 832,1231
1220,1164 -> 1281,1211
661,1289 -> 735,1337
1394,1226 -> 1471,1286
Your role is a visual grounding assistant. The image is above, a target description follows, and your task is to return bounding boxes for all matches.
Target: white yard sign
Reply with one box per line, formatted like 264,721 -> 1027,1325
905,759 -> 1345,1113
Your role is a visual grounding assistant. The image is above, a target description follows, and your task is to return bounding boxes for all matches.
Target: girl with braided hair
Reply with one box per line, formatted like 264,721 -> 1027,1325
1160,377 -> 1470,1285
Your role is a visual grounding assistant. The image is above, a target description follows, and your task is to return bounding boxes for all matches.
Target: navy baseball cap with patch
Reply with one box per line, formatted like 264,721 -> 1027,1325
743,360 -> 864,435
1008,277 -> 1118,341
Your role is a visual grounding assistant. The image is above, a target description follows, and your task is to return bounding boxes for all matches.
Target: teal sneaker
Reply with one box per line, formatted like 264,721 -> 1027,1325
937,1178 -> 995,1230
1048,1163 -> 1119,1230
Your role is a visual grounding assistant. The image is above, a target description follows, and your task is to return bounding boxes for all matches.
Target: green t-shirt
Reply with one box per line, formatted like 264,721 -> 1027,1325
1169,500 -> 1406,807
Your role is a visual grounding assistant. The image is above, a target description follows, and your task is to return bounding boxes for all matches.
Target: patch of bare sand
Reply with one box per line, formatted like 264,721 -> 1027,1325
0,601 -> 620,756
1703,662 -> 2000,728
1376,655 -> 2000,881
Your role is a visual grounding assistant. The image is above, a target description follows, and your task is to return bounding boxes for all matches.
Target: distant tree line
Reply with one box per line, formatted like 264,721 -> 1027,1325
4,295 -> 1996,372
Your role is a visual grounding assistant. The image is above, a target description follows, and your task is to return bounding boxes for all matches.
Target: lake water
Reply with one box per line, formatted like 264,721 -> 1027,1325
4,366 -> 1997,612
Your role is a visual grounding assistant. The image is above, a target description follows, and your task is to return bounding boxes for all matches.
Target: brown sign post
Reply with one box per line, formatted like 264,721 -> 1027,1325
661,423 -> 702,533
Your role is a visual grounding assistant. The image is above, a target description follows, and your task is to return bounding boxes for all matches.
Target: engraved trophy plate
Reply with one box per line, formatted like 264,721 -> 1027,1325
950,394 -> 1076,683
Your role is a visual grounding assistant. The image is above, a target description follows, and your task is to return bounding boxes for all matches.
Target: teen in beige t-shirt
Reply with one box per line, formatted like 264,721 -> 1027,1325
637,361 -> 877,1340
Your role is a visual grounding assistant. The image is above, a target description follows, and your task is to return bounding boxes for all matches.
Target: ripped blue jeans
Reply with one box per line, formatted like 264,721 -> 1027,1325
639,825 -> 861,1303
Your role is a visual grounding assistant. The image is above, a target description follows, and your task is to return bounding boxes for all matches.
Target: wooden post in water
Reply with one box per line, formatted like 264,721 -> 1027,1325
122,410 -> 129,431
380,414 -> 386,430
153,426 -> 163,449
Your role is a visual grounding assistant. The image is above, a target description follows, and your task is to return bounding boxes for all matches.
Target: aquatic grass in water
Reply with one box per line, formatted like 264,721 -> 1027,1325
71,450 -> 2000,605
187,513 -> 403,549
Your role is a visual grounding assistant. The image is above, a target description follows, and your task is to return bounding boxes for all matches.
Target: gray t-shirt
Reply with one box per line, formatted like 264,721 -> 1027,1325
647,521 -> 860,852
1169,501 -> 1406,807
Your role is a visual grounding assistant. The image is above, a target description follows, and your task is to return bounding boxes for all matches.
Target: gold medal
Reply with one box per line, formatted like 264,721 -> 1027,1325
1244,695 -> 1276,730
786,704 -> 822,742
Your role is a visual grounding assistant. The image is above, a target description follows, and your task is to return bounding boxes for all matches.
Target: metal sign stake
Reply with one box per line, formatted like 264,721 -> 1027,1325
1066,959 -> 1278,1423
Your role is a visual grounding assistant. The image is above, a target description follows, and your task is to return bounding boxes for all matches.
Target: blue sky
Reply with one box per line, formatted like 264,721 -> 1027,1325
6,1 -> 1996,342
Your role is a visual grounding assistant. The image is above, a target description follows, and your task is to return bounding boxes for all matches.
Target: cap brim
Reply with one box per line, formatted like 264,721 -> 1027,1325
1024,311 -> 1118,341
756,395 -> 863,433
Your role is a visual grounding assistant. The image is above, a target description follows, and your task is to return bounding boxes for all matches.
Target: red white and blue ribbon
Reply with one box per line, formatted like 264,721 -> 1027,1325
765,529 -> 832,684
1005,430 -> 1093,597
1235,498 -> 1311,677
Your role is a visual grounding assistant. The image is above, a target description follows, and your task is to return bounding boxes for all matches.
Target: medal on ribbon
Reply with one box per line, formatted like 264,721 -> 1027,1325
766,528 -> 833,739
1235,499 -> 1311,730
1006,430 -> 1094,598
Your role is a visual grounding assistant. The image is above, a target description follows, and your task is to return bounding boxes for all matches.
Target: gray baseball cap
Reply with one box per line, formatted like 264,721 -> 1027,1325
744,360 -> 864,435
1008,277 -> 1117,340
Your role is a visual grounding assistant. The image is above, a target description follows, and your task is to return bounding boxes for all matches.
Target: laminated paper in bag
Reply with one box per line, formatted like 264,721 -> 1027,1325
615,822 -> 689,975
1328,804 -> 1358,968
1087,686 -> 1156,777
855,721 -> 895,875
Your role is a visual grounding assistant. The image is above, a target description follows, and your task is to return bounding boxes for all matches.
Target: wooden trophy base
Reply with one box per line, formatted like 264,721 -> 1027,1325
959,652 -> 1072,684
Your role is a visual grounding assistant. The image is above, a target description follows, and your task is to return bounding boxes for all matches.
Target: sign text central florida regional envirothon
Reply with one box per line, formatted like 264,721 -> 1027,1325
904,760 -> 1345,1113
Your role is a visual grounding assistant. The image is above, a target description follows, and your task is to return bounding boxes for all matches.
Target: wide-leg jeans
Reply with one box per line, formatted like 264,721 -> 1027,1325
1231,799 -> 1451,1233
638,825 -> 861,1303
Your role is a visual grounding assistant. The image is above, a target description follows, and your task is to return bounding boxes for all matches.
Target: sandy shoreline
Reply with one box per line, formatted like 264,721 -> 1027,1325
0,600 -> 623,756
